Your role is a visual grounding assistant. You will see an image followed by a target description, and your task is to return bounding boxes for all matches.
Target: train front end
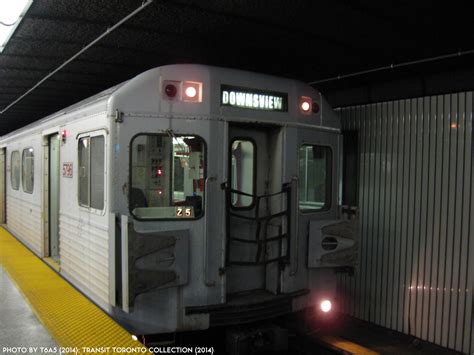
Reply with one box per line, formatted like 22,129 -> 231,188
108,64 -> 356,336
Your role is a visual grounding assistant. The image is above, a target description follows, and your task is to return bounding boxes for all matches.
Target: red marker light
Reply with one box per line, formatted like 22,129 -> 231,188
61,129 -> 68,143
162,80 -> 180,100
157,166 -> 163,176
165,84 -> 177,98
312,101 -> 320,114
300,96 -> 312,114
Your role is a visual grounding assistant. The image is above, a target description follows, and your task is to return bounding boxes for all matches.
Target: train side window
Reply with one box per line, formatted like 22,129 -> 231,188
298,145 -> 332,212
22,148 -> 34,193
130,134 -> 206,220
230,139 -> 255,208
10,151 -> 20,190
78,135 -> 105,210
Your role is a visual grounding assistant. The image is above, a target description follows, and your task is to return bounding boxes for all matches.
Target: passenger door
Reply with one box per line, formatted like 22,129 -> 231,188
0,148 -> 5,224
285,128 -> 340,290
48,134 -> 60,262
225,124 -> 288,295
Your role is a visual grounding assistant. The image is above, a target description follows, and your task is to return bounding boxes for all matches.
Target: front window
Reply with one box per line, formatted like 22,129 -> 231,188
299,145 -> 332,212
130,134 -> 206,219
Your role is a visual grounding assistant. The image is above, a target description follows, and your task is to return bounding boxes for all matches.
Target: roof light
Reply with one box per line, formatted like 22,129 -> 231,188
0,0 -> 33,53
320,299 -> 332,313
183,81 -> 202,102
300,96 -> 312,114
185,86 -> 196,98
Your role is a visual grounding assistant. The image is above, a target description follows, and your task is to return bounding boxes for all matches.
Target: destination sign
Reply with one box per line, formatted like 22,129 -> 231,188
221,85 -> 288,112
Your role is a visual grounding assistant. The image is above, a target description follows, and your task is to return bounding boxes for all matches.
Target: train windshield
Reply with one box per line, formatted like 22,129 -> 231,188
130,134 -> 205,219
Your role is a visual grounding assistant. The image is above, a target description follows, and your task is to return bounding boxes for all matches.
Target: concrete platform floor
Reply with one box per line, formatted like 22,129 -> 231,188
0,265 -> 57,349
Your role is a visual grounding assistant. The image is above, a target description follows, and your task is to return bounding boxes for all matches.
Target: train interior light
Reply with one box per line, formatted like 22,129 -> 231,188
0,0 -> 32,53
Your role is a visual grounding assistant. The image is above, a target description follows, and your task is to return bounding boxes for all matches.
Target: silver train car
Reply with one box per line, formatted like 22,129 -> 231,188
0,64 -> 348,335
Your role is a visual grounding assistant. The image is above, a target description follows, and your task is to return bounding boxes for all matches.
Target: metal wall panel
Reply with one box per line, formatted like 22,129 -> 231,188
338,92 -> 474,354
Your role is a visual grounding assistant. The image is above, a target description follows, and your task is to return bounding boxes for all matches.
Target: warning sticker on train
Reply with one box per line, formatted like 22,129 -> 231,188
62,162 -> 73,178
221,85 -> 288,112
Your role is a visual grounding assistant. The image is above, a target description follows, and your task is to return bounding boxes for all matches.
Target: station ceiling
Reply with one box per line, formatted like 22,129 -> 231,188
1,0 -> 474,134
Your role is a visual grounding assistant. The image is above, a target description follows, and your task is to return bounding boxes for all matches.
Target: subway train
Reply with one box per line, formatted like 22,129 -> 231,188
0,64 -> 354,336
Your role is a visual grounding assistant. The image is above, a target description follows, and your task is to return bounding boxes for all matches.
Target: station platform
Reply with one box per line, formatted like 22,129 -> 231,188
0,227 -> 148,355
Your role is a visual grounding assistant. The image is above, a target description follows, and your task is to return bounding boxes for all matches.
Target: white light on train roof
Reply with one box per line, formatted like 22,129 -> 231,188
320,299 -> 332,313
300,96 -> 312,114
185,86 -> 196,98
301,101 -> 310,112
0,0 -> 33,53
183,81 -> 202,103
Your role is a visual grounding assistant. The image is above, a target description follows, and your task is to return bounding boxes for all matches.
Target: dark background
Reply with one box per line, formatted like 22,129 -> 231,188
1,0 -> 474,134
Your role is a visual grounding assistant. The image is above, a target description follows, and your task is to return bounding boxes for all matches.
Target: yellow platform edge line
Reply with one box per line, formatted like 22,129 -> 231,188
310,333 -> 380,355
0,227 -> 151,355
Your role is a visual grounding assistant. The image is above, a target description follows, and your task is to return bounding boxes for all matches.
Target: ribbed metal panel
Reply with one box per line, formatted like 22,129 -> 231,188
338,93 -> 474,354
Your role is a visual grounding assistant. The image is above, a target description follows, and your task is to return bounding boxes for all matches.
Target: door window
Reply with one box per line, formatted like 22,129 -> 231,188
230,139 -> 255,208
10,151 -> 20,190
299,145 -> 332,212
22,148 -> 34,193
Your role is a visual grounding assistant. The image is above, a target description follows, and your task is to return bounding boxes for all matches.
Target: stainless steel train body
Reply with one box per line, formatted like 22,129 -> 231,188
0,64 -> 342,334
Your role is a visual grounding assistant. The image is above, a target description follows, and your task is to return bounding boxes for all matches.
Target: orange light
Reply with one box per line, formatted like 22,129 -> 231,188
320,300 -> 332,313
300,96 -> 312,114
451,122 -> 458,129
183,81 -> 202,102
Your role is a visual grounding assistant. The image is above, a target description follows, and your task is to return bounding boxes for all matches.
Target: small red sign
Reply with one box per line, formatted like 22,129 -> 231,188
62,162 -> 73,178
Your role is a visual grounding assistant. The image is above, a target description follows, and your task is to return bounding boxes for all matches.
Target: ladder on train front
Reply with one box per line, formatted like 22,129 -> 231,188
224,183 -> 292,280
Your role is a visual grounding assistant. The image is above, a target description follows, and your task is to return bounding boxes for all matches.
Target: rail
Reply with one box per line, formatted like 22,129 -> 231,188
224,183 -> 292,267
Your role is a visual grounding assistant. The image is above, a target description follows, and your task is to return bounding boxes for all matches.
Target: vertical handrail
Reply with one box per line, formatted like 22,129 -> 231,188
289,177 -> 299,275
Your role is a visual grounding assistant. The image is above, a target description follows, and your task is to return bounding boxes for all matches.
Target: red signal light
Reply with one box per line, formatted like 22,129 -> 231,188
165,84 -> 177,98
162,80 -> 180,100
312,101 -> 320,114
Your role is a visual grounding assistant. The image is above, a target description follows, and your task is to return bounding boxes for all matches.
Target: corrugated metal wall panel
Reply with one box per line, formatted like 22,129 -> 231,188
7,194 -> 42,254
338,93 -> 474,354
59,211 -> 109,306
